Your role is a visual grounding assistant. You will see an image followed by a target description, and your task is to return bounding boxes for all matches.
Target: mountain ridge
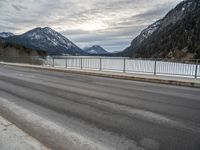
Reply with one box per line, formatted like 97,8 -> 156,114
5,27 -> 86,56
122,0 -> 200,59
0,32 -> 15,38
83,45 -> 108,54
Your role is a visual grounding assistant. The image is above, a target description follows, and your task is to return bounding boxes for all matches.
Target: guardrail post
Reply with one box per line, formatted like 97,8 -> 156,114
195,60 -> 198,79
154,59 -> 157,75
123,58 -> 126,73
52,57 -> 54,67
65,57 -> 67,68
43,58 -> 45,66
80,58 -> 83,69
100,58 -> 102,71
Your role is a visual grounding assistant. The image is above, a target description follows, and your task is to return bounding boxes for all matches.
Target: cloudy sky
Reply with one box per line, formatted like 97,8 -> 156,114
0,0 -> 183,52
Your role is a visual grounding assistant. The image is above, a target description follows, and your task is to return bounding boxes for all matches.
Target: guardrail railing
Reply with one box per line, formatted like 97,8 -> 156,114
50,56 -> 200,78
0,56 -> 199,79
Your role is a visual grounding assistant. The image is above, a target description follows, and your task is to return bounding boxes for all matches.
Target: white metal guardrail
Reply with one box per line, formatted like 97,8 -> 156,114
48,56 -> 200,79
0,56 -> 199,78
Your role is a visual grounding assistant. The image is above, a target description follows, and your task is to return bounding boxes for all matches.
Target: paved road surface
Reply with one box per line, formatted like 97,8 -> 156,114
0,64 -> 200,150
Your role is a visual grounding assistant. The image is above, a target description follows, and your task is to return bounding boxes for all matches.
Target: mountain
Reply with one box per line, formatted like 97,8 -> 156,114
0,37 -> 46,57
0,32 -> 14,38
122,0 -> 200,59
5,27 -> 86,56
83,45 -> 108,54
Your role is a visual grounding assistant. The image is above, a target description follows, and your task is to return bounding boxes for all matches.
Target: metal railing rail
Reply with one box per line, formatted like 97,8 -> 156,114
0,56 -> 199,79
51,56 -> 200,79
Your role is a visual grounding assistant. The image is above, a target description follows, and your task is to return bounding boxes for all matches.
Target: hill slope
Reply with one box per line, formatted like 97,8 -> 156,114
0,38 -> 46,57
122,0 -> 200,59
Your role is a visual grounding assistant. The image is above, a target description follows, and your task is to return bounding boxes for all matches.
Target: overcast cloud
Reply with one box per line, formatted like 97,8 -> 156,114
0,0 -> 183,52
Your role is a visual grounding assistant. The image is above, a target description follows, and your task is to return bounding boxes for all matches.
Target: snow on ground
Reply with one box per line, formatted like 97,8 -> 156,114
0,116 -> 48,150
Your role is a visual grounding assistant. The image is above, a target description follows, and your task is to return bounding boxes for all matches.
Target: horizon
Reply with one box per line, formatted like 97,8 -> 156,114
0,0 -> 183,52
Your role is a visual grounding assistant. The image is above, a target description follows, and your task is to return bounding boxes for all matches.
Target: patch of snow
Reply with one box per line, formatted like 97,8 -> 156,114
57,36 -> 66,44
0,116 -> 48,150
139,21 -> 161,43
0,32 -> 14,38
51,38 -> 58,46
31,32 -> 42,40
67,43 -> 72,47
89,49 -> 98,54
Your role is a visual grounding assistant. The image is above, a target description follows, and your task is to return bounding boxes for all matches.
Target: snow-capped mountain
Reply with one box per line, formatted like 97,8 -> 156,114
129,0 -> 198,48
122,0 -> 200,59
83,45 -> 108,54
129,20 -> 161,48
160,0 -> 197,29
5,27 -> 86,55
0,32 -> 14,38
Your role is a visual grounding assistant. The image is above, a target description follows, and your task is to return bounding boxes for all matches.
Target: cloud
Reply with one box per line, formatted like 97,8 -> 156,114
11,4 -> 26,11
0,0 -> 183,52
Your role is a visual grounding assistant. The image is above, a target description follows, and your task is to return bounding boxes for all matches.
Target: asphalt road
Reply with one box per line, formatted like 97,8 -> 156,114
0,64 -> 200,150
